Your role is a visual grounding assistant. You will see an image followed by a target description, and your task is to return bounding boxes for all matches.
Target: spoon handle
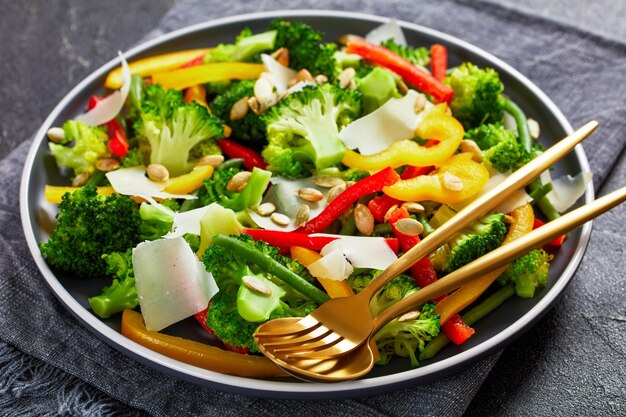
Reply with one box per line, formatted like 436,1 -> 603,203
371,185 -> 626,334
359,121 -> 598,303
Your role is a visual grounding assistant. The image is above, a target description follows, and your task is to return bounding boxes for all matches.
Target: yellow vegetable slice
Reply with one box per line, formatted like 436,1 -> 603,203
44,185 -> 114,204
162,165 -> 214,195
151,63 -> 265,90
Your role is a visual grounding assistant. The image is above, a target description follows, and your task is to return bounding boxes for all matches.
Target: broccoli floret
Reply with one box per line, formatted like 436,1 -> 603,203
342,168 -> 370,182
120,147 -> 145,168
136,84 -> 223,177
349,270 -> 419,316
271,19 -> 337,78
196,166 -> 271,212
203,27 -> 277,63
138,202 -> 175,241
262,83 -> 361,178
209,80 -> 267,143
182,233 -> 201,253
88,249 -> 137,318
445,63 -> 504,129
465,123 -> 532,172
203,234 -> 317,352
372,302 -> 441,367
49,120 -> 108,176
429,212 -> 508,275
380,38 -> 430,67
356,66 -> 401,114
498,249 -> 553,298
39,185 -> 141,278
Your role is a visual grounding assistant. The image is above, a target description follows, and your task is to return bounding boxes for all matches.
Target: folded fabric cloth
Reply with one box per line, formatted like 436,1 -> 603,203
1,0 -> 624,416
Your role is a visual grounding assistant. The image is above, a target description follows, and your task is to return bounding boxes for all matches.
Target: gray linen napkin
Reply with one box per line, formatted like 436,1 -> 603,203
1,0 -> 625,415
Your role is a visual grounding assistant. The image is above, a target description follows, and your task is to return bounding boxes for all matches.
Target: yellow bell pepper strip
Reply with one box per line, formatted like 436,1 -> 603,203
435,203 -> 534,324
151,62 -> 265,91
104,49 -> 210,89
45,185 -> 114,204
342,103 -> 464,171
383,153 -> 489,204
290,246 -> 354,298
183,84 -> 209,109
162,165 -> 214,195
121,309 -> 288,378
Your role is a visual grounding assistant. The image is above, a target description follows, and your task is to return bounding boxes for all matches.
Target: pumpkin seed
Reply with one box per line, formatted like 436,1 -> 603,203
242,275 -> 272,295
297,187 -> 324,202
397,311 -> 421,322
401,202 -> 425,213
71,172 -> 90,187
393,218 -> 424,236
312,176 -> 345,188
354,203 -> 374,236
442,172 -> 464,191
147,164 -> 169,182
196,154 -> 224,167
227,171 -> 252,192
96,158 -> 120,172
295,204 -> 310,227
230,97 -> 250,121
46,127 -> 65,143
255,202 -> 276,216
270,212 -> 290,226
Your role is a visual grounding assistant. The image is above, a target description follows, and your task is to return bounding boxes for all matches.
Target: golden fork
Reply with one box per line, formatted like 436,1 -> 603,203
253,121 -> 598,362
257,184 -> 626,381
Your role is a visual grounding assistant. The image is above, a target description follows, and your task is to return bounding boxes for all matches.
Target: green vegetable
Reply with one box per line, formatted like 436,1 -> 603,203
342,167 -> 370,182
138,202 -> 175,241
39,185 -> 141,278
445,62 -> 504,129
88,249 -> 137,319
49,121 -> 108,176
429,212 -> 508,275
209,80 -> 267,143
465,123 -> 532,172
372,302 -> 441,367
121,147 -> 145,168
194,166 -> 272,212
349,270 -> 419,316
380,38 -> 430,67
203,234 -> 319,352
135,84 -> 223,177
356,67 -> 401,114
203,28 -> 277,63
498,249 -> 553,298
182,233 -> 201,253
262,83 -> 361,178
271,19 -> 337,78
420,284 -> 516,360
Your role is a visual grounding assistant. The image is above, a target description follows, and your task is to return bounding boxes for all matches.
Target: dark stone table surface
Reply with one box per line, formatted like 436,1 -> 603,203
2,1 -> 624,416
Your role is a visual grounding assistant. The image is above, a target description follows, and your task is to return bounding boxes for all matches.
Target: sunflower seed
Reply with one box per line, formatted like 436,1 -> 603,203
255,202 -> 276,216
312,175 -> 345,188
196,154 -> 225,167
338,67 -> 356,89
242,275 -> 272,295
327,183 -> 347,203
393,218 -> 424,236
230,97 -> 249,121
401,202 -> 425,213
227,171 -> 252,192
71,172 -> 90,187
147,164 -> 169,182
295,204 -> 310,227
297,187 -> 324,202
397,311 -> 421,322
383,205 -> 399,223
414,93 -> 427,113
270,47 -> 290,67
460,139 -> 483,162
354,203 -> 374,236
270,212 -> 291,226
95,158 -> 120,172
442,172 -> 464,191
396,79 -> 409,95
46,127 -> 65,143
527,118 -> 540,140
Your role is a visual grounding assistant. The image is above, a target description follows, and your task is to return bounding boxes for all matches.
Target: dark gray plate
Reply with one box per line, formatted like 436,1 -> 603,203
19,10 -> 593,399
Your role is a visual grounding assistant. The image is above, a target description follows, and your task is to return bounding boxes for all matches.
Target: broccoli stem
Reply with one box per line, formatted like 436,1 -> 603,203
212,235 -> 330,305
528,180 -> 561,221
419,284 -> 516,360
502,97 -> 532,153
373,223 -> 392,236
85,169 -> 106,187
88,279 -> 138,319
217,158 -> 244,171
417,213 -> 434,237
340,212 -> 357,235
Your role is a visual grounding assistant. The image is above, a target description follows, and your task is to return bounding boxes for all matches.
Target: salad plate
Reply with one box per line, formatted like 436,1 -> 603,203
20,10 -> 593,399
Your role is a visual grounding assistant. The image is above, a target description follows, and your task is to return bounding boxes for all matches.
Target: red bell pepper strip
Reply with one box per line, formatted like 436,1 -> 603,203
346,38 -> 454,103
179,53 -> 207,68
193,305 -> 250,354
87,96 -> 129,158
430,44 -> 448,82
300,167 -> 401,234
533,218 -> 566,247
368,194 -> 402,223
242,229 -> 399,254
386,206 -> 438,288
400,165 -> 434,180
217,139 -> 267,171
441,313 -> 475,345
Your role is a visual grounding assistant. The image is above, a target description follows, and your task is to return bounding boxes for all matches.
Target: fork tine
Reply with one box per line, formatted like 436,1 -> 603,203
253,316 -> 320,339
261,324 -> 333,348
284,338 -> 357,360
269,333 -> 343,356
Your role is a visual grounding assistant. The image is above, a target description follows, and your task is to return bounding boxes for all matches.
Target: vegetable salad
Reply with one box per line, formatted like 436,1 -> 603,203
39,19 -> 590,377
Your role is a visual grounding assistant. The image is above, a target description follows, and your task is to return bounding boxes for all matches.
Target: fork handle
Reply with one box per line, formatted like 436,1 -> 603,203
358,121 -> 598,304
371,185 -> 626,334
